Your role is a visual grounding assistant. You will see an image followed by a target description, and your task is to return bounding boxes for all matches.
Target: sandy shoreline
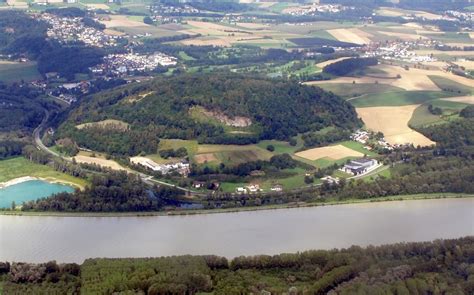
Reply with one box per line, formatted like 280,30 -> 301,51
0,176 -> 38,189
0,176 -> 80,190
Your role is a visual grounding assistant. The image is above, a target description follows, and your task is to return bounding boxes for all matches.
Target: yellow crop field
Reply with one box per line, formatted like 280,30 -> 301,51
295,145 -> 363,161
441,96 -> 474,104
74,155 -> 126,171
327,28 -> 372,45
357,105 -> 435,146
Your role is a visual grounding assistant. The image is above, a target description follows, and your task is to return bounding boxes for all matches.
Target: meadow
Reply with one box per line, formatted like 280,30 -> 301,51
0,61 -> 41,83
0,157 -> 88,188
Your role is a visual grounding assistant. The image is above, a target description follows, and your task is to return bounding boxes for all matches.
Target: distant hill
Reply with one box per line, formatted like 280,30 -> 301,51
57,74 -> 361,155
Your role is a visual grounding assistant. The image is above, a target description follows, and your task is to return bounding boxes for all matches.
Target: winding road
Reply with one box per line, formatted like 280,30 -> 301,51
33,110 -> 200,196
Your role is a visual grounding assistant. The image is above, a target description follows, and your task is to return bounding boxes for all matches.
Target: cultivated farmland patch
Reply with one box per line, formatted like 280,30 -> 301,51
295,144 -> 363,161
357,105 -> 435,146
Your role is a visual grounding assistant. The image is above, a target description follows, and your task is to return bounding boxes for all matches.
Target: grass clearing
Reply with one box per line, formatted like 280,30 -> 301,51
316,83 -> 404,98
429,75 -> 474,95
75,119 -> 129,130
0,157 -> 88,189
350,90 -> 455,107
0,61 -> 41,83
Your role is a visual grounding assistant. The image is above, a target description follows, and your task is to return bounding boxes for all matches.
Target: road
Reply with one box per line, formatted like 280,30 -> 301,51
33,110 -> 201,196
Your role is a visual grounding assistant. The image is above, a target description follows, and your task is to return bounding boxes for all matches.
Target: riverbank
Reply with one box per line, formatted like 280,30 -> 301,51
1,193 -> 472,217
0,176 -> 82,190
0,157 -> 87,190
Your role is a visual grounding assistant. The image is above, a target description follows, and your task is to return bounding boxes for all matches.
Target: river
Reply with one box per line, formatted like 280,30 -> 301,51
0,198 -> 473,263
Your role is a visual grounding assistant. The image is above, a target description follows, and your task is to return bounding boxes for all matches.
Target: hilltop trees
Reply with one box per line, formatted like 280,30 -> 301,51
57,74 -> 361,155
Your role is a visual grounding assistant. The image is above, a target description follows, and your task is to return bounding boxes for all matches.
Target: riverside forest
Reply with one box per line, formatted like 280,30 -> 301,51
0,0 -> 473,293
1,237 -> 473,294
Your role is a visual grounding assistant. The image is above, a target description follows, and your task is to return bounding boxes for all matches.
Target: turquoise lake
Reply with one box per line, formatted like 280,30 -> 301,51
0,180 -> 74,208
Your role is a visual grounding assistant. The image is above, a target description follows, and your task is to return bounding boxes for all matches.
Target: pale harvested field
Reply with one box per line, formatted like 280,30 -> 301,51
295,145 -> 363,161
85,3 -> 109,9
74,155 -> 125,171
100,15 -> 148,28
376,7 -> 405,17
237,22 -> 269,29
357,105 -> 435,146
327,28 -> 372,45
6,0 -> 28,8
316,57 -> 352,68
376,7 -> 441,20
414,50 -> 474,57
403,22 -> 423,29
104,29 -> 126,36
181,38 -> 231,47
194,153 -> 218,164
307,64 -> 441,91
445,43 -> 474,49
470,32 -> 474,39
257,2 -> 277,8
377,31 -> 427,41
76,119 -> 129,130
453,60 -> 474,70
441,95 -> 474,104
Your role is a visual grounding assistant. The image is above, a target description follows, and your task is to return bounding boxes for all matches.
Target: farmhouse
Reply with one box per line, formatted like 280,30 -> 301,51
342,158 -> 378,175
321,176 -> 340,185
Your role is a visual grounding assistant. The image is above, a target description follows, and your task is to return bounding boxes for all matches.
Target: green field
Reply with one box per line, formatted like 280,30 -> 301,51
429,76 -> 474,95
0,62 -> 41,83
220,167 -> 312,193
350,90 -> 456,107
317,83 -> 404,98
0,157 -> 88,189
408,104 -> 444,128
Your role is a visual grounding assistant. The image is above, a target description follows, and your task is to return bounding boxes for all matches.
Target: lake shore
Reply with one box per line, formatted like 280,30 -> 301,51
1,193 -> 472,218
0,176 -> 81,190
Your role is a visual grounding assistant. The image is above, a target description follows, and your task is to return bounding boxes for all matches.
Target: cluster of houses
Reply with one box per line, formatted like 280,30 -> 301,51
285,4 -> 350,16
235,184 -> 283,194
361,39 -> 440,63
351,130 -> 394,151
40,13 -> 118,48
90,52 -> 177,76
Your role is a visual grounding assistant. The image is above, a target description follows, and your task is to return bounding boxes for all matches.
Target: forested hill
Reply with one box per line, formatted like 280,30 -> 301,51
58,74 -> 361,154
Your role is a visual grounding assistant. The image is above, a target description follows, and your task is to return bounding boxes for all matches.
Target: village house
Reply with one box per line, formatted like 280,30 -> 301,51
270,184 -> 283,192
321,176 -> 340,185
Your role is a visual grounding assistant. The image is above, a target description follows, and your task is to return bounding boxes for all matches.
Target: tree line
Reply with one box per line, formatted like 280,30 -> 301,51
2,237 -> 472,294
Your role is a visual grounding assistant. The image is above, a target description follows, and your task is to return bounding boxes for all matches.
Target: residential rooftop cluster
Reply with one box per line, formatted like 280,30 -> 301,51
40,13 -> 118,48
90,52 -> 177,76
285,4 -> 351,16
361,39 -> 439,62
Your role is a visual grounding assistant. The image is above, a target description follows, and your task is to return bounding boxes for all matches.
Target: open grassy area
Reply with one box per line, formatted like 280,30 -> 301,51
408,104 -> 444,128
0,61 -> 41,83
351,90 -> 456,107
0,157 -> 88,189
429,75 -> 474,95
316,83 -> 404,98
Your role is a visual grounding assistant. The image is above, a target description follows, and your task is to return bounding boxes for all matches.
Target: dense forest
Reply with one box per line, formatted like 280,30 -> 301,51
0,83 -> 47,133
57,74 -> 361,155
2,237 -> 473,294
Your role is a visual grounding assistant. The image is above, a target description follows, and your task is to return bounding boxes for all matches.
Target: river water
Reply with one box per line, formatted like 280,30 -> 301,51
0,198 -> 472,263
